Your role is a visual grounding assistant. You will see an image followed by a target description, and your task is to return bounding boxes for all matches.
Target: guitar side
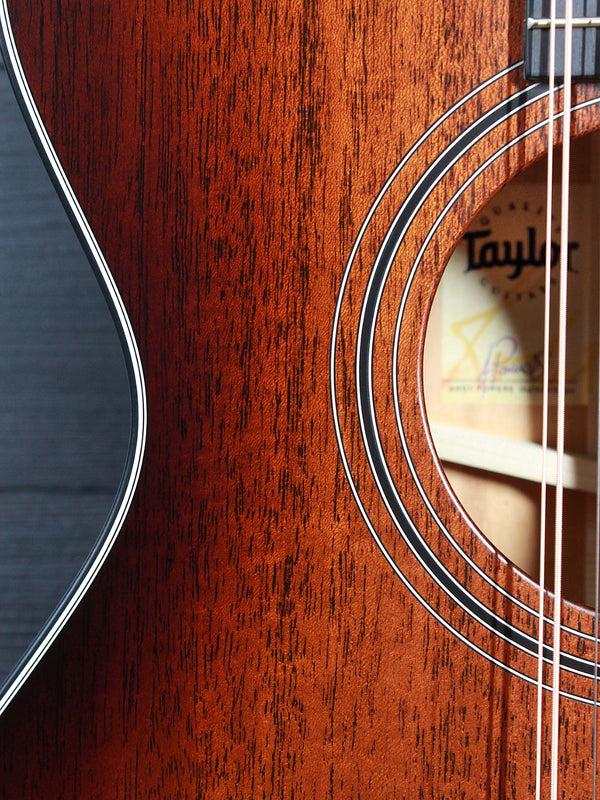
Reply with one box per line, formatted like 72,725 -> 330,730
0,0 -> 598,797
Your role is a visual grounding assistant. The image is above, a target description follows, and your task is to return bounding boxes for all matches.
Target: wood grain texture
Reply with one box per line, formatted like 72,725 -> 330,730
1,0 -> 600,797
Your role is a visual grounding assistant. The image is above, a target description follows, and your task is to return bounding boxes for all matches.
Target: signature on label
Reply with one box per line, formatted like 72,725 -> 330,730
479,335 -> 543,394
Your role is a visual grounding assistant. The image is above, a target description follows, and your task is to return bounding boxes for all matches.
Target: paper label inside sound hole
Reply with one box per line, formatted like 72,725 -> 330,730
436,182 -> 593,406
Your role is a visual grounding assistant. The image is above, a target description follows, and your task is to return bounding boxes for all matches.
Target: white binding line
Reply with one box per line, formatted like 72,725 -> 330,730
329,65 -> 551,688
0,1 -> 147,715
356,85 -> 548,637
392,95 -> 600,648
331,60 -> 600,693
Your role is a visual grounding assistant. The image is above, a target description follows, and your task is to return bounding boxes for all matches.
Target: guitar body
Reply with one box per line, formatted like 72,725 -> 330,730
1,0 -> 600,796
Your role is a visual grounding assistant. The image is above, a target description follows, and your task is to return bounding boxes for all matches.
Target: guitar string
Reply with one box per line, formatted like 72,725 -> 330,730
575,8 -> 600,797
551,2 -> 574,798
594,0 -> 600,778
594,259 -> 600,793
594,216 -> 600,800
536,2 -> 557,798
594,6 -> 600,779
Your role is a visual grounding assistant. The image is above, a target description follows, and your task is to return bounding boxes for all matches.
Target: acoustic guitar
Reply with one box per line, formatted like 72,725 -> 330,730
0,0 -> 599,796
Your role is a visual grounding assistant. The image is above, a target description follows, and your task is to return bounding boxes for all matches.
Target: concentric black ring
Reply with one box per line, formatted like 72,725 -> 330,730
331,65 -> 600,700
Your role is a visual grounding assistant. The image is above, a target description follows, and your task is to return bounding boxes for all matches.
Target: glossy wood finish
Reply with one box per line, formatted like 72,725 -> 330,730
1,0 -> 600,797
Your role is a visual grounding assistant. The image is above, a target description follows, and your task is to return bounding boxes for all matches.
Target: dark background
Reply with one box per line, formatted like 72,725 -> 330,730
0,60 -> 130,685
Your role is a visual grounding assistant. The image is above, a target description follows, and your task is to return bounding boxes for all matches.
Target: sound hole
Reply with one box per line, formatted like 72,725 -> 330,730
424,132 -> 600,607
